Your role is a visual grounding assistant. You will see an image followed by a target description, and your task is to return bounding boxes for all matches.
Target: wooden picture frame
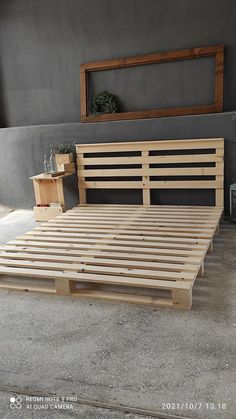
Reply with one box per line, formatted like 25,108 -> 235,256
80,45 -> 224,123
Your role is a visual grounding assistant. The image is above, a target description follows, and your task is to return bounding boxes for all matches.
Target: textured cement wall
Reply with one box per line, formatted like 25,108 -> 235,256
0,1 -> 235,212
0,112 -> 235,213
0,0 -> 236,126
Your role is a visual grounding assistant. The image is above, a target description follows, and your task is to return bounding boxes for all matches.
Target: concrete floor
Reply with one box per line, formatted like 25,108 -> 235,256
0,205 -> 12,220
0,209 -> 235,419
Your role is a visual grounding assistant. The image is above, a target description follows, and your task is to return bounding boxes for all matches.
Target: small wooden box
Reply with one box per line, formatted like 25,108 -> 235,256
33,206 -> 63,221
56,162 -> 75,174
55,153 -> 73,165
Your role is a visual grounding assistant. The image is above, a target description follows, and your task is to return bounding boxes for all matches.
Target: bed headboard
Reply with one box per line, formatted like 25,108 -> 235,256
76,138 -> 224,207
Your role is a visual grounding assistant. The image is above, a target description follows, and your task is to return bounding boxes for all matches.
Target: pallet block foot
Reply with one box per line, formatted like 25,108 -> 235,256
55,278 -> 74,295
172,289 -> 192,309
199,262 -> 204,277
207,241 -> 213,253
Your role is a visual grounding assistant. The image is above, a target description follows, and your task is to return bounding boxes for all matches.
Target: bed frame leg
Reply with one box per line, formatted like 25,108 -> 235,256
207,241 -> 213,253
172,289 -> 192,309
216,224 -> 220,235
55,279 -> 74,295
199,262 -> 204,277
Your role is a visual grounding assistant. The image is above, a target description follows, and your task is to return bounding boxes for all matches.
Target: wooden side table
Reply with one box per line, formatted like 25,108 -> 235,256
30,172 -> 73,221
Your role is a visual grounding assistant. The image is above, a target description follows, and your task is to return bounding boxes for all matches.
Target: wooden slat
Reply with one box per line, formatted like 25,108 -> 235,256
39,223 -> 215,231
69,207 -> 222,215
76,204 -> 222,210
0,259 -> 196,281
57,212 -> 220,221
7,240 -> 206,256
24,230 -> 210,245
0,252 -> 199,272
46,215 -> 220,225
55,211 -> 219,223
76,138 -> 224,153
70,204 -> 222,210
71,289 -> 174,308
79,154 -> 223,166
0,266 -> 192,290
49,219 -> 219,228
35,226 -> 214,239
18,233 -> 209,249
79,167 -> 222,177
0,281 -> 56,294
0,246 -> 202,264
78,180 -> 223,189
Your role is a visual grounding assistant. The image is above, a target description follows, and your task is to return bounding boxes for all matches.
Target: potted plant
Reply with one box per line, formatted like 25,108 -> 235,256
53,143 -> 74,165
90,90 -> 121,115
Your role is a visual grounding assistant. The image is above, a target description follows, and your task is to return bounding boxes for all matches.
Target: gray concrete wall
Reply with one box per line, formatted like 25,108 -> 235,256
0,112 -> 235,214
0,0 -> 236,126
0,0 -> 235,213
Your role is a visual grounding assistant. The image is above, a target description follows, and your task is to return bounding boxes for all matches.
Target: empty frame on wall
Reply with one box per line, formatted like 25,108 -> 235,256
80,45 -> 224,122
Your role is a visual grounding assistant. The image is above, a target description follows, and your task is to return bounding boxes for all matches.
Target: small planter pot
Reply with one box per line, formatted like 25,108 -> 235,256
55,153 -> 73,165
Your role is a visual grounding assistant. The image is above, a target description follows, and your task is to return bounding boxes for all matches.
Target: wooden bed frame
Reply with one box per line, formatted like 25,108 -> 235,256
0,138 -> 224,309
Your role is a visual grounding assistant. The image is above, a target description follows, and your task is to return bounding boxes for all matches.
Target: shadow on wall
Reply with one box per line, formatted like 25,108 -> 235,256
0,61 -> 7,127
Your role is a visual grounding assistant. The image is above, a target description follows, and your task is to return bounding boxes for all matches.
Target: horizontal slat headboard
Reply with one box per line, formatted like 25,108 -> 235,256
76,138 -> 224,207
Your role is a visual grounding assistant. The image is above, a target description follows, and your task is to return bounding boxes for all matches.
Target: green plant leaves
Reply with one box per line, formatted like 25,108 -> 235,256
90,90 -> 121,115
53,143 -> 75,154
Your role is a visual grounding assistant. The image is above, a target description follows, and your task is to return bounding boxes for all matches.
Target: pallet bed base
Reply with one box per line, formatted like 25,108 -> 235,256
0,138 -> 224,309
0,204 -> 222,309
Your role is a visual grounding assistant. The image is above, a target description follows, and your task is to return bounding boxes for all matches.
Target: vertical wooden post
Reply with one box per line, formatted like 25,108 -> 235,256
214,47 -> 224,112
172,288 -> 192,309
142,150 -> 150,205
33,180 -> 41,205
208,241 -> 213,253
56,178 -> 65,210
198,262 -> 204,277
55,278 -> 74,295
215,190 -> 223,207
80,69 -> 88,121
77,152 -> 87,205
215,146 -> 224,207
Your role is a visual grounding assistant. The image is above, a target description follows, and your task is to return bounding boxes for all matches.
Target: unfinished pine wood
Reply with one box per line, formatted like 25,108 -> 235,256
80,45 -> 224,122
79,154 -> 223,165
77,152 -> 87,204
215,147 -> 224,206
0,139 -> 224,309
142,150 -> 150,205
76,138 -> 224,152
0,204 -> 222,309
30,172 -> 74,221
76,138 -> 224,207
